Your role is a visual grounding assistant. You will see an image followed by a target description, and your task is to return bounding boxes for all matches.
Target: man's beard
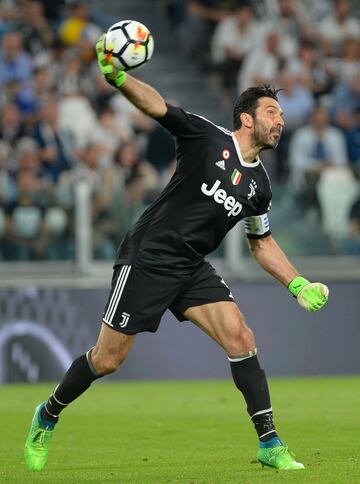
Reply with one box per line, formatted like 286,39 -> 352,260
252,121 -> 280,150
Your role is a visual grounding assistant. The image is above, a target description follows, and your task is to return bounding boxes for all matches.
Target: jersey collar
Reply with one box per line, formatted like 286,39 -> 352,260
231,133 -> 260,168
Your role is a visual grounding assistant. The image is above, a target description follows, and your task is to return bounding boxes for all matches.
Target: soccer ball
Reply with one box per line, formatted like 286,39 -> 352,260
103,20 -> 154,71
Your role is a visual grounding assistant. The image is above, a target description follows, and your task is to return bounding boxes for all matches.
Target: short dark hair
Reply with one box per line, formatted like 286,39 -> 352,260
233,85 -> 282,130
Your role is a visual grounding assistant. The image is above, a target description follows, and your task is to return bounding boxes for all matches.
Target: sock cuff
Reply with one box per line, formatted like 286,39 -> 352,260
86,348 -> 100,378
251,407 -> 272,419
227,348 -> 257,363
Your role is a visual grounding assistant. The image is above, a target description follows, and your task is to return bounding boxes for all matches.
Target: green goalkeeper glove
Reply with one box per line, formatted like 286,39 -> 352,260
288,276 -> 329,312
95,34 -> 127,88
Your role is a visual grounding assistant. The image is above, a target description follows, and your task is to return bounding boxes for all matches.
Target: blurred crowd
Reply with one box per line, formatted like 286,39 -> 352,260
1,0 -> 360,262
167,0 -> 360,253
0,0 -> 176,261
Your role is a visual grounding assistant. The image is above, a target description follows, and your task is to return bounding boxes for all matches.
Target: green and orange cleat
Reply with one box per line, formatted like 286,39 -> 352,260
24,403 -> 56,471
257,442 -> 304,470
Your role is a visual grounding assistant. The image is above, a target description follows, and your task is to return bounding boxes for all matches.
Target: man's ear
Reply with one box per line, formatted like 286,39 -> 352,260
240,113 -> 253,128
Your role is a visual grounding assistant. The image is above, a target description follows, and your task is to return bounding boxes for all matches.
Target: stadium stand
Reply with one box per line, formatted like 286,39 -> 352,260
0,0 -> 359,271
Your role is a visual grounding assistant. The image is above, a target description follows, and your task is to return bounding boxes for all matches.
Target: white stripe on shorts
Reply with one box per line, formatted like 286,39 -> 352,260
103,265 -> 131,326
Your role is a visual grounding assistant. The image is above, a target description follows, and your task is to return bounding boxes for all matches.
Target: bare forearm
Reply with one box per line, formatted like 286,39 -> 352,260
118,74 -> 167,119
248,236 -> 299,287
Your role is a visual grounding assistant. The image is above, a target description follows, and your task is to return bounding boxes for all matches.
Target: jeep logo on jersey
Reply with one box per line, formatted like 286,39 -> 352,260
201,179 -> 243,217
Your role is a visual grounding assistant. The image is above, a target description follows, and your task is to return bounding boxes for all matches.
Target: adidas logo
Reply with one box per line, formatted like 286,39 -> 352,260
216,159 -> 226,170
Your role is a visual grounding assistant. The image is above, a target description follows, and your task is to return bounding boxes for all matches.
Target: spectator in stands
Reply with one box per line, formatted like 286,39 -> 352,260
108,92 -> 154,148
15,137 -> 51,193
57,142 -> 117,259
0,140 -> 16,207
32,97 -> 75,183
3,137 -> 53,259
287,39 -> 335,98
318,0 -> 360,54
278,70 -> 315,131
21,1 -> 54,57
93,106 -> 130,165
299,0 -> 330,25
58,1 -> 101,54
3,167 -> 50,260
271,0 -> 313,57
343,106 -> 360,173
237,30 -> 286,95
57,142 -> 102,202
0,102 -> 27,147
178,0 -> 234,67
331,70 -> 360,131
90,74 -> 142,143
275,69 -> 315,179
58,87 -> 100,150
0,0 -> 22,28
56,48 -> 92,97
91,68 -> 118,110
32,64 -> 55,103
91,69 -> 159,145
113,140 -> 160,216
0,31 -> 34,113
210,3 -> 262,102
43,204 -> 72,260
288,104 -> 349,217
58,1 -> 90,47
335,37 -> 360,83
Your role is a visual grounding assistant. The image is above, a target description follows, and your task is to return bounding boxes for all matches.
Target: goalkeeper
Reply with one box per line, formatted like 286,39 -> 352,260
24,35 -> 329,473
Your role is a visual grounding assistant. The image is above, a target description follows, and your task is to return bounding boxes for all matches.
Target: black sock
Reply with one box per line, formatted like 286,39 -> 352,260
41,349 -> 101,423
252,411 -> 277,442
230,354 -> 277,441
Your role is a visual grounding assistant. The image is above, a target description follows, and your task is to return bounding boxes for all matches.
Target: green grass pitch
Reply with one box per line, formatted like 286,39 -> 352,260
1,377 -> 360,483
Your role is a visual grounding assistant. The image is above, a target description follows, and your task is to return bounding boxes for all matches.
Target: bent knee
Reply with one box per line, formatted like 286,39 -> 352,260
223,321 -> 255,356
91,349 -> 127,375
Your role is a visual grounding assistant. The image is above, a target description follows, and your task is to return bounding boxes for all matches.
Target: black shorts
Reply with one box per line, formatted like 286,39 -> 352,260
102,260 -> 234,334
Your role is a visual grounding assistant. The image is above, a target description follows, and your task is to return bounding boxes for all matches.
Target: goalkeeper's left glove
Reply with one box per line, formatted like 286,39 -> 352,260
95,34 -> 127,88
288,276 -> 329,312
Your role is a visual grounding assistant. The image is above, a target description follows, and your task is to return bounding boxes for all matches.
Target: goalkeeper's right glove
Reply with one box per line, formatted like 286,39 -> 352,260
288,276 -> 329,312
95,34 -> 127,88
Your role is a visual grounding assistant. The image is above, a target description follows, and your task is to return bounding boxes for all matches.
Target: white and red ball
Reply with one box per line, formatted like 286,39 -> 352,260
103,20 -> 154,71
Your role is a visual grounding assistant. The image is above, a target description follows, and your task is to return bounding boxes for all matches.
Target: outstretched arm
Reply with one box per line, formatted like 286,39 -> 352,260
118,74 -> 167,119
248,235 -> 329,312
96,35 -> 167,119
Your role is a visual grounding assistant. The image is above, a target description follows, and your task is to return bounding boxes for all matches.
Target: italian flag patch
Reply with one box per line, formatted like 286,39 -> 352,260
231,168 -> 242,185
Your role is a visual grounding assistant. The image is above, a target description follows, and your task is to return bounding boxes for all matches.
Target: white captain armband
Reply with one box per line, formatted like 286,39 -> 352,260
243,214 -> 271,239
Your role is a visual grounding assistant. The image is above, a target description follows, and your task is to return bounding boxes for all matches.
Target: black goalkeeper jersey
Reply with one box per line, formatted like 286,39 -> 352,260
115,104 -> 272,272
